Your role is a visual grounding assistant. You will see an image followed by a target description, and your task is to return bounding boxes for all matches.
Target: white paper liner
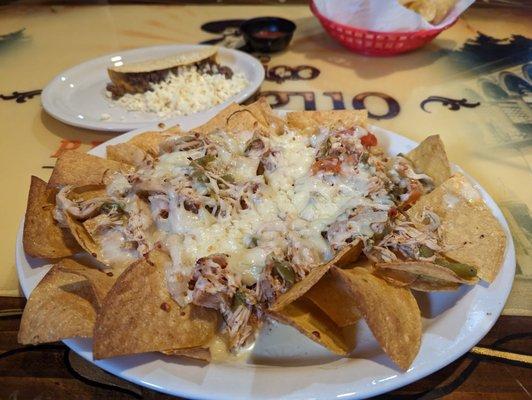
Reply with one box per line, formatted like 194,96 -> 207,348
313,0 -> 475,32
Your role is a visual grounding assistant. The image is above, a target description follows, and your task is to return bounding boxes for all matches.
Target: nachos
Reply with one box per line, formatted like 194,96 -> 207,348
19,99 -> 506,369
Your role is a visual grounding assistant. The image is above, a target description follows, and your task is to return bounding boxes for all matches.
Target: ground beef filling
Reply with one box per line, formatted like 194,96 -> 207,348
107,59 -> 234,99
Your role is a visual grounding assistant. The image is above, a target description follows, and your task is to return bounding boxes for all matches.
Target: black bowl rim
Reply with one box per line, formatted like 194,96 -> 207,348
240,17 -> 297,35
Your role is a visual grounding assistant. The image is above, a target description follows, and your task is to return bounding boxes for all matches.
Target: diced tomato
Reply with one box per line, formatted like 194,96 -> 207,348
388,207 -> 398,218
403,183 -> 423,209
360,133 -> 378,147
311,157 -> 341,174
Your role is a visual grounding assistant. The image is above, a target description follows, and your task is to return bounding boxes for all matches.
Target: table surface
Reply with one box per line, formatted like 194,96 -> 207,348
0,2 -> 531,399
1,297 -> 530,399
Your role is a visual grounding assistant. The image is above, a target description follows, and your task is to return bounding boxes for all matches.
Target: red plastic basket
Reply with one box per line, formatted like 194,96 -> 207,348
310,0 -> 456,56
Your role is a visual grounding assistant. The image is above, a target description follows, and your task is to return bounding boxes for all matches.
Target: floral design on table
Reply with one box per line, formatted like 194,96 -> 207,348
0,90 -> 42,103
420,96 -> 481,113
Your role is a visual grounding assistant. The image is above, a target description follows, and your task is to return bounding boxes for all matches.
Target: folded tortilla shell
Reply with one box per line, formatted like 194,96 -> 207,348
406,174 -> 506,282
47,151 -> 133,189
23,176 -> 81,258
331,267 -> 421,370
107,47 -> 218,96
109,47 -> 217,74
93,250 -> 218,359
18,265 -> 97,345
406,135 -> 451,186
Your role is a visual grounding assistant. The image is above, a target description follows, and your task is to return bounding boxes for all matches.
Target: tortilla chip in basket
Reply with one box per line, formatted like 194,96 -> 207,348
18,265 -> 98,345
406,135 -> 451,186
93,250 -> 218,359
47,151 -> 133,189
286,110 -> 367,132
23,176 -> 81,258
332,267 -> 421,370
407,174 -> 506,282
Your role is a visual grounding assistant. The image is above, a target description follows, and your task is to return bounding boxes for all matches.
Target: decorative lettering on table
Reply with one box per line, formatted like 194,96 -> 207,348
0,90 -> 42,103
260,91 -> 401,118
420,96 -> 481,113
261,91 -> 317,110
265,65 -> 321,84
352,92 -> 400,120
323,92 -> 346,110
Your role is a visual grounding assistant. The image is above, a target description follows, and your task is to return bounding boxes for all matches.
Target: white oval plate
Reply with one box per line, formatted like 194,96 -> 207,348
41,44 -> 265,132
16,113 -> 515,400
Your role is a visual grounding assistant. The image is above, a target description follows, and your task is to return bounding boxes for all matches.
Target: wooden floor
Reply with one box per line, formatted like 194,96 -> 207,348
1,297 -> 530,399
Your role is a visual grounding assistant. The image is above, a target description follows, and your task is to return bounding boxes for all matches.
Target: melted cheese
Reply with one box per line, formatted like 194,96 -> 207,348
124,127 -> 393,300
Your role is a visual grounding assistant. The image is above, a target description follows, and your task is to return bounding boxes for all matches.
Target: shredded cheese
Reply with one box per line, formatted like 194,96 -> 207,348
109,66 -> 249,117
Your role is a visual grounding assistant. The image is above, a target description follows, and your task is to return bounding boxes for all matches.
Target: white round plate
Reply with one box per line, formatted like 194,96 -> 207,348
16,113 -> 515,400
41,44 -> 265,132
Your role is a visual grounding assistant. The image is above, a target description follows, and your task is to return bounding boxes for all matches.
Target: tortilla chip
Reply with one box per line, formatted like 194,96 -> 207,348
286,110 -> 367,132
57,258 -> 118,307
128,130 -> 179,156
373,263 -> 465,291
268,297 -> 356,356
93,250 -> 218,359
406,135 -> 451,186
246,97 -> 286,134
194,100 -> 282,136
332,267 -> 421,370
18,265 -> 97,345
106,142 -> 148,166
407,174 -> 506,282
193,103 -> 242,135
334,240 -> 364,268
433,0 -> 457,24
47,151 -> 132,189
305,272 -> 361,327
376,261 -> 477,284
65,213 -> 103,262
66,185 -> 108,203
269,241 -> 362,312
23,176 -> 81,258
162,347 -> 211,362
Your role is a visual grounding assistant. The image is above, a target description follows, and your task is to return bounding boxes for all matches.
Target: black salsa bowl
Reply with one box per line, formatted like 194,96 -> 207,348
240,17 -> 296,53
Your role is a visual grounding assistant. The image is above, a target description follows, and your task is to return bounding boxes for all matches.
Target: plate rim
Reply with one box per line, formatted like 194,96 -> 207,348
16,115 -> 516,400
41,44 -> 265,132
